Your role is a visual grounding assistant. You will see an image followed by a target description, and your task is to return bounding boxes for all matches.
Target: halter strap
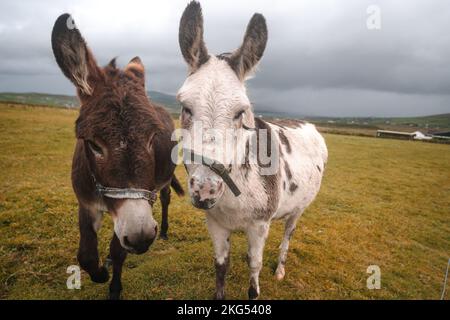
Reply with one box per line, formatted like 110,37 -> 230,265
92,175 -> 158,205
183,149 -> 241,197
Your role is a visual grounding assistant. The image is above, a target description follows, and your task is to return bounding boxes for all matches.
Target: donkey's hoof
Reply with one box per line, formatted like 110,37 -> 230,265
109,291 -> 121,300
214,291 -> 225,300
159,233 -> 168,240
90,266 -> 109,283
275,265 -> 285,281
248,286 -> 259,300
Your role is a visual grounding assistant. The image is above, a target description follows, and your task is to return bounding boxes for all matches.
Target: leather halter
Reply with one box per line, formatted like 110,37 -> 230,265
183,149 -> 241,197
181,124 -> 258,197
92,174 -> 158,205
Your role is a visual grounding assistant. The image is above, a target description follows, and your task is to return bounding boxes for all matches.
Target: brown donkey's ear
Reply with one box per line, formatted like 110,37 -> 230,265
51,13 -> 102,96
228,14 -> 268,81
178,1 -> 209,73
125,56 -> 145,87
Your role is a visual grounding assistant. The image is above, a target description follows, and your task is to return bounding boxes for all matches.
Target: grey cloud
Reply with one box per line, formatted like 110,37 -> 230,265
0,0 -> 449,116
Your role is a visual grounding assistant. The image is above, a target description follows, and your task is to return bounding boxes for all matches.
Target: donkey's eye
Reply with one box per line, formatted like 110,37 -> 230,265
87,140 -> 103,156
234,110 -> 245,120
182,106 -> 192,117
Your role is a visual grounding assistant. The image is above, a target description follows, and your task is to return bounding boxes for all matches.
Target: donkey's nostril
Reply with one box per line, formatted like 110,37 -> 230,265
190,178 -> 195,187
123,236 -> 131,247
218,180 -> 224,190
123,231 -> 156,254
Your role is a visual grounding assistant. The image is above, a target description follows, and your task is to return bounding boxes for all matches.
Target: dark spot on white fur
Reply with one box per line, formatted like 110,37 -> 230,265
278,130 -> 291,154
253,118 -> 280,220
284,160 -> 292,180
289,183 -> 298,193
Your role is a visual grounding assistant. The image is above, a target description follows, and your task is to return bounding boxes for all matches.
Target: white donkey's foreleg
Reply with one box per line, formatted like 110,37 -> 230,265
207,215 -> 231,300
275,214 -> 298,281
246,221 -> 270,300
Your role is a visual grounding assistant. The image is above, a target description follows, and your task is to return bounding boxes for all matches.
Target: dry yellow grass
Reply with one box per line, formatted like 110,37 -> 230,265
0,103 -> 449,299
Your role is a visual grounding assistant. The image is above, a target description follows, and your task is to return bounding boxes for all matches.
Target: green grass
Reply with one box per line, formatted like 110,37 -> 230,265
0,103 -> 449,300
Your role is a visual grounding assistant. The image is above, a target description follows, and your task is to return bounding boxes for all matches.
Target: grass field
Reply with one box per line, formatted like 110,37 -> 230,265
0,103 -> 449,300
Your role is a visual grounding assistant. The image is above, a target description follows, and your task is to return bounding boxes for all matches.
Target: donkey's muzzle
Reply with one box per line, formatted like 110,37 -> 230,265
188,167 -> 225,210
192,195 -> 216,210
123,226 -> 157,254
113,199 -> 158,254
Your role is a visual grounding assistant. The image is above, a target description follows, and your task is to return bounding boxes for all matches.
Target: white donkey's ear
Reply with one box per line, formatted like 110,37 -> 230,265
178,1 -> 210,73
229,14 -> 268,81
51,13 -> 102,96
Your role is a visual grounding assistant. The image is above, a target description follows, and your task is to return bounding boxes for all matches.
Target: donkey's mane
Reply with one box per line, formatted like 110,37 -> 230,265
76,59 -> 165,139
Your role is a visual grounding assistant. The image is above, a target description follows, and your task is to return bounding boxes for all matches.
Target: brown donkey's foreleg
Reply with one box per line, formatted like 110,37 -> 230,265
159,185 -> 171,240
108,233 -> 127,300
77,205 -> 109,284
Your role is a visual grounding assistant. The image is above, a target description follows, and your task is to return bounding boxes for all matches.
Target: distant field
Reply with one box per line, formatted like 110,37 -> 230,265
0,103 -> 449,299
2,92 -> 449,134
0,91 -> 180,113
0,92 -> 79,108
369,113 -> 450,129
308,114 -> 450,133
315,124 -> 378,137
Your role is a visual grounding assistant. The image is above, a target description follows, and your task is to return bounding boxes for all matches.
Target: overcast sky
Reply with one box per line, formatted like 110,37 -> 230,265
1,0 -> 450,117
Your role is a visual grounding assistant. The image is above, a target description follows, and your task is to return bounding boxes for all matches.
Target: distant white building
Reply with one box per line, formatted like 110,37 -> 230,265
376,130 -> 432,141
412,131 -> 432,140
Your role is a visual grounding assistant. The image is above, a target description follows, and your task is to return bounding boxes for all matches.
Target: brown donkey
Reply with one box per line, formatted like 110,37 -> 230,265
51,14 -> 184,299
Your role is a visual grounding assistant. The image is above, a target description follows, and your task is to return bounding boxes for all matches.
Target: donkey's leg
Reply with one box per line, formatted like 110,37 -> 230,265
246,222 -> 270,300
207,215 -> 231,300
108,233 -> 127,300
77,205 -> 109,283
159,185 -> 171,240
275,214 -> 298,281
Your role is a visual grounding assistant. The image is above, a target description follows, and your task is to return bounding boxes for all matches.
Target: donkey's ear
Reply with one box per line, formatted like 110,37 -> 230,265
178,1 -> 209,73
51,13 -> 102,96
229,14 -> 268,81
125,56 -> 145,86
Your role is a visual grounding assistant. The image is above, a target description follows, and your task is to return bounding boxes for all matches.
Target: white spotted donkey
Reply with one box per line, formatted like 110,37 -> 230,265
177,1 -> 328,299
